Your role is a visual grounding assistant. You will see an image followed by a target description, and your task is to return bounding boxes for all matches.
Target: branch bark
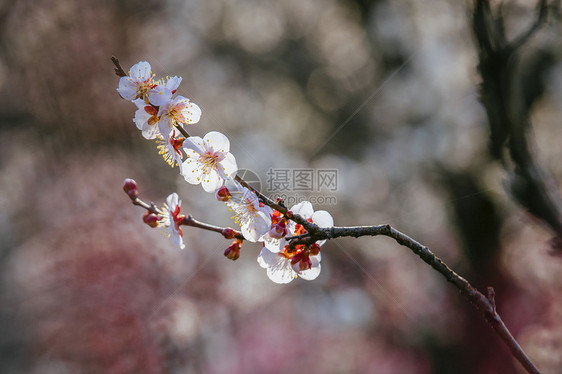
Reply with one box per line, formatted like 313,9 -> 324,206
297,224 -> 541,374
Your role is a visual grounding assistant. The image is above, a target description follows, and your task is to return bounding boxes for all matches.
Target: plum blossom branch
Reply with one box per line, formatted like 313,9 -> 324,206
123,178 -> 244,242
114,57 -> 539,373
169,116 -> 315,231
167,107 -> 315,231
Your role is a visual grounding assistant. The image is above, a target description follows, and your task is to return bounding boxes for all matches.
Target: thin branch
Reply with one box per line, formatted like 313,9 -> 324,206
126,190 -> 244,241
111,56 -> 127,77
182,215 -> 244,241
299,224 -> 540,374
132,198 -> 161,215
173,123 -> 191,138
511,0 -> 549,50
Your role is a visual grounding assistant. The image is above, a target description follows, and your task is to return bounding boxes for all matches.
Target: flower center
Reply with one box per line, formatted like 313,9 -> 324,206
230,198 -> 257,225
136,80 -> 155,99
199,151 -> 220,174
166,102 -> 187,124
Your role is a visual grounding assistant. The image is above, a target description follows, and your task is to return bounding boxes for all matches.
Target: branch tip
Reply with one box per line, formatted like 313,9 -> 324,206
111,56 -> 127,77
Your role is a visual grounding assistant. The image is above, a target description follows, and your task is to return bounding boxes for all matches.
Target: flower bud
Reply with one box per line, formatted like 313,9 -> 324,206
224,239 -> 243,261
143,211 -> 160,228
268,221 -> 288,239
215,186 -> 231,202
123,178 -> 139,199
291,252 -> 312,272
222,228 -> 237,239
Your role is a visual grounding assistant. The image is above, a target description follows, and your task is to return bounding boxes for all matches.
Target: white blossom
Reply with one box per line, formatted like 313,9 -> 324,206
258,201 -> 333,284
159,193 -> 185,250
132,99 -> 160,139
181,131 -> 237,193
224,181 -> 272,242
117,61 -> 171,106
158,95 -> 201,140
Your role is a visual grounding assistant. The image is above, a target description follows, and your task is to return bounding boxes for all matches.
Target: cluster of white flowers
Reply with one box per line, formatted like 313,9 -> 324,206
119,61 -> 333,284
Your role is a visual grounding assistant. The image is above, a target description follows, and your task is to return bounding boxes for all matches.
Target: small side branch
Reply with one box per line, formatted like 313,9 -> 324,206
123,178 -> 244,241
111,56 -> 127,77
182,215 -> 244,241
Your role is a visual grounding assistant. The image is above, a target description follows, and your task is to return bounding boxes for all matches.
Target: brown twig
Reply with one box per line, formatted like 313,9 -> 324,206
111,56 -> 127,77
125,189 -> 244,241
290,224 -> 540,374
132,198 -> 161,215
182,215 -> 244,241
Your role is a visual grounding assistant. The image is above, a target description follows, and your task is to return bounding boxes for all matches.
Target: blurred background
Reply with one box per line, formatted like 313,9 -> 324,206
0,0 -> 561,373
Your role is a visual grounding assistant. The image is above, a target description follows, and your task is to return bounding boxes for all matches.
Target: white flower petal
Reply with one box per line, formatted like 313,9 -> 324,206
263,235 -> 286,253
253,211 -> 272,238
148,85 -> 172,106
117,77 -> 138,100
201,168 -> 223,193
312,210 -> 333,228
181,158 -> 203,184
220,153 -> 238,179
172,229 -> 185,250
129,61 -> 151,81
267,265 -> 296,284
257,247 -> 277,268
204,131 -> 230,153
241,222 -> 260,242
133,108 -> 149,131
298,260 -> 321,281
183,147 -> 200,159
290,201 -> 314,219
183,101 -> 202,124
142,124 -> 160,140
166,76 -> 182,92
158,118 -> 174,140
257,248 -> 296,284
183,136 -> 205,155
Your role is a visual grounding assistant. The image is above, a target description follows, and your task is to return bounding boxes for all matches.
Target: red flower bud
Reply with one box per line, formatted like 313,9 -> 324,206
143,211 -> 160,228
222,228 -> 237,239
123,178 -> 139,200
268,221 -> 288,239
224,239 -> 243,261
215,186 -> 231,202
291,251 -> 312,271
